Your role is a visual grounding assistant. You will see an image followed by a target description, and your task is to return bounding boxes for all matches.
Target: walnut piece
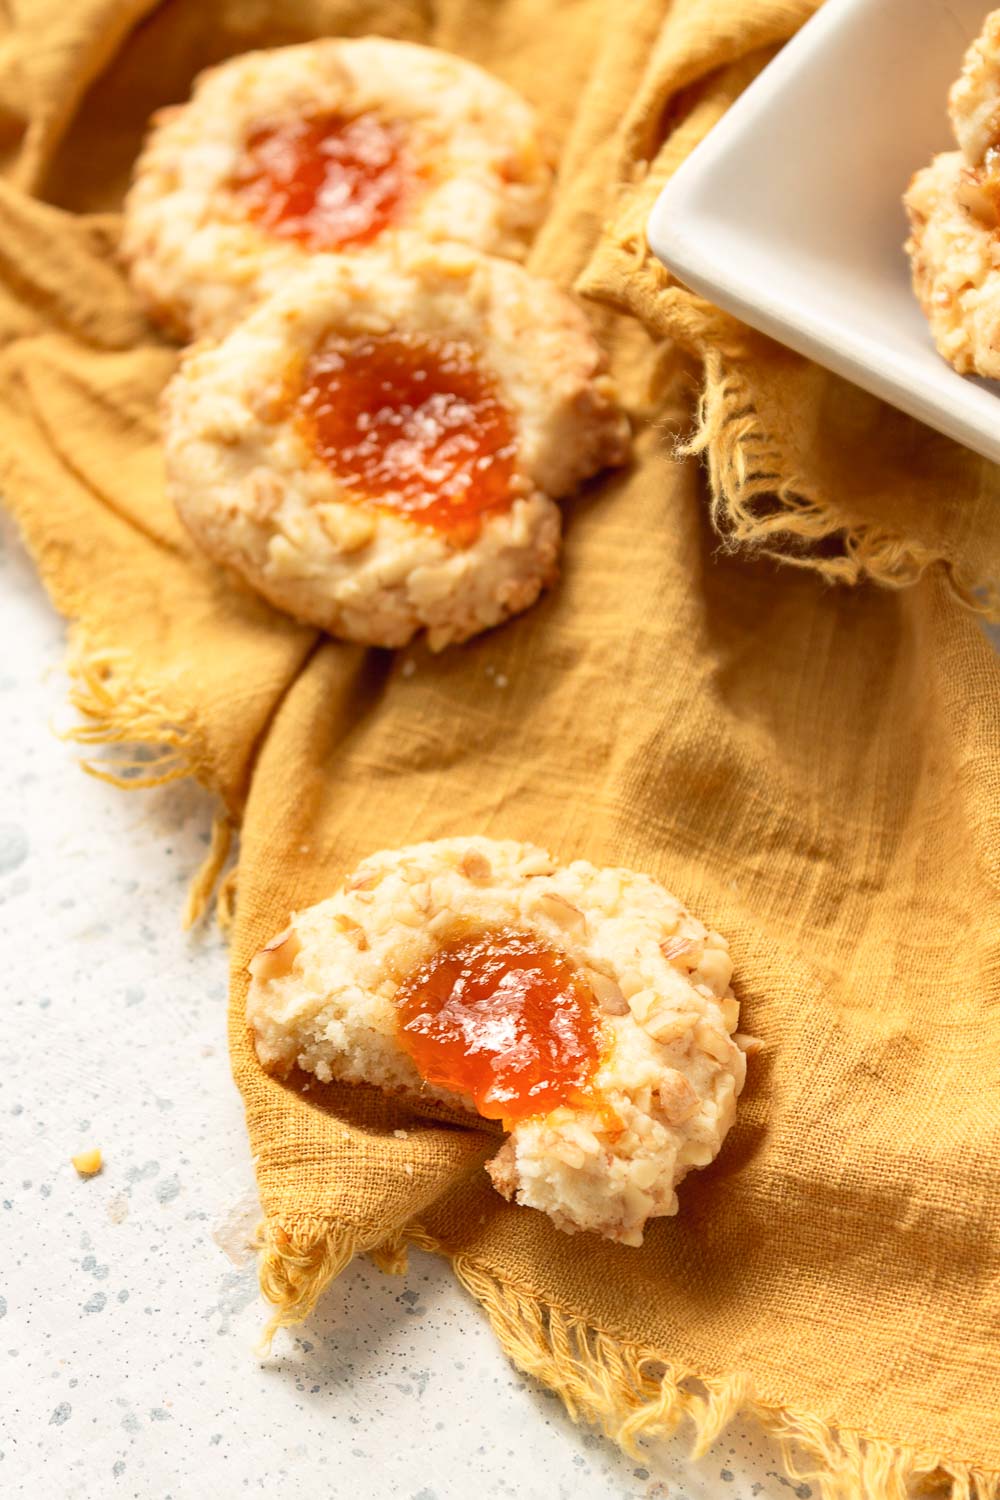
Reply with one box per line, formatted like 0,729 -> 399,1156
248,925 -> 302,982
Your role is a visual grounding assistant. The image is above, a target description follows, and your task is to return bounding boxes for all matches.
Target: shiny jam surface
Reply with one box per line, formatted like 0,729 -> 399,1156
298,334 -> 518,539
394,927 -> 602,1122
231,112 -> 410,249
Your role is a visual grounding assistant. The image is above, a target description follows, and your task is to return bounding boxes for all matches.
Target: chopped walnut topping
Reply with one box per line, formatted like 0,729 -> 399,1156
734,1032 -> 764,1056
248,925 -> 302,981
248,467 -> 286,519
721,996 -> 740,1033
695,1018 -> 735,1064
957,163 -> 1000,226
657,1070 -> 700,1125
458,850 -> 492,883
585,968 -> 628,1015
626,987 -> 658,1024
617,968 -> 644,999
248,378 -> 293,425
409,881 -> 432,913
532,890 -> 587,933
645,1008 -> 698,1045
629,1157 -> 661,1190
333,913 -> 369,951
660,936 -> 693,962
316,503 -> 376,554
694,946 -> 733,991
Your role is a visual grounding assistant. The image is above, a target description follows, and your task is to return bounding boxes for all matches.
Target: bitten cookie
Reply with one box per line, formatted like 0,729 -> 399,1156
247,837 -> 754,1246
904,150 -> 1000,377
162,245 -> 630,650
122,37 -> 553,337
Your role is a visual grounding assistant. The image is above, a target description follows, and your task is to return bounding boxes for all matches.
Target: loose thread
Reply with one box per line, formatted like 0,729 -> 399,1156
368,1231 -> 410,1276
682,350 -> 1000,620
59,639 -> 238,926
183,810 -> 234,929
62,645 -> 200,787
256,1218 -> 1000,1500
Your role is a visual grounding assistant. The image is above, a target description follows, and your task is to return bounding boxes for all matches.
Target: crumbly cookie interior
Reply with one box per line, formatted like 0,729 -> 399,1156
247,837 -> 753,1245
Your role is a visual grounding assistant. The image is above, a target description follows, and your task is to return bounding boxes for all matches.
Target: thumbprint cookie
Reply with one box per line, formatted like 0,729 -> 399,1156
904,150 -> 1000,377
247,837 -> 755,1245
162,246 -> 629,649
122,37 -> 553,337
905,12 -> 1000,375
949,10 -> 1000,169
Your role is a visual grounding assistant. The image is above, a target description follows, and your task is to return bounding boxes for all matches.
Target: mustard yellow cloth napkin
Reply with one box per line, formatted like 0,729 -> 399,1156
2,3 -> 999,1497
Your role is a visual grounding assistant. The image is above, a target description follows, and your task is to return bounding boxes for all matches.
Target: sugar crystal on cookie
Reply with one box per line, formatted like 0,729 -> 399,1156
231,112 -> 414,249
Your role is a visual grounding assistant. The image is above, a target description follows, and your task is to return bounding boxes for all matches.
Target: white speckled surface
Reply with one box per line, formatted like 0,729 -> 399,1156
1,511 -> 806,1500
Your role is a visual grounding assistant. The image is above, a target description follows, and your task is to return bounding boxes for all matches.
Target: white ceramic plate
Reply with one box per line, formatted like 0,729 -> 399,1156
646,0 -> 1000,464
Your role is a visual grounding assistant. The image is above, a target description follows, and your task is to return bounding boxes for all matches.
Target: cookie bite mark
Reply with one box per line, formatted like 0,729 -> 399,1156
298,332 -> 518,543
395,925 -> 602,1121
246,837 -> 750,1245
230,112 -> 416,250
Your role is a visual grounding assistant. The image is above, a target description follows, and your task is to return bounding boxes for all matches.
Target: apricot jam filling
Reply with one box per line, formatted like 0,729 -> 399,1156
298,333 -> 518,540
394,926 -> 602,1122
230,111 -> 412,249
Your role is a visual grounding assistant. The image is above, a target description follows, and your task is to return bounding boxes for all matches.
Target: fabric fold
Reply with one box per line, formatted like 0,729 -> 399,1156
1,1 -> 998,1494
